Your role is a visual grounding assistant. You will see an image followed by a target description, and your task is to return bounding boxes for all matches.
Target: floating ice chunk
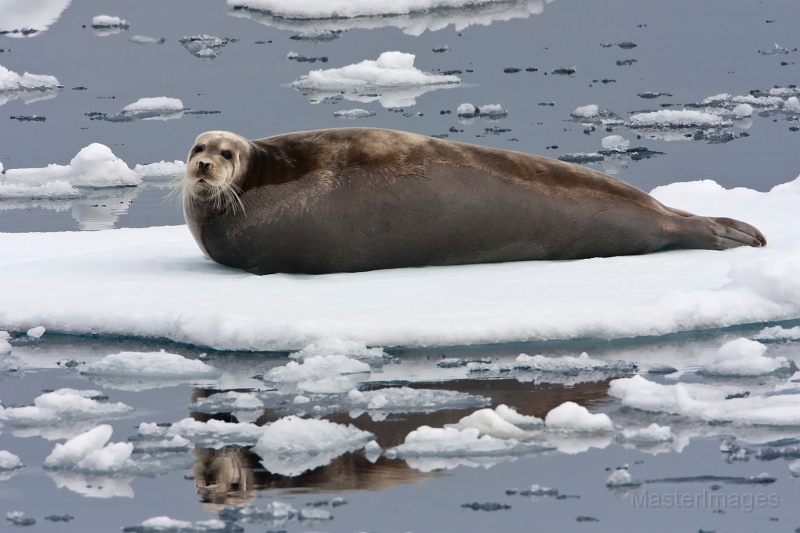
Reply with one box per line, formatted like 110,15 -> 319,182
702,338 -> 791,376
124,516 -> 230,532
138,418 -> 264,448
494,404 -> 544,429
0,330 -> 12,355
754,325 -> 800,341
290,339 -> 385,364
702,93 -> 731,105
179,35 -> 233,59
606,467 -> 641,487
0,389 -> 133,427
81,350 -> 220,379
44,425 -> 133,473
609,375 -> 800,426
731,94 -> 783,108
91,15 -> 129,28
292,52 -> 459,107
784,97 -> 800,113
0,64 -> 62,105
729,258 -> 800,306
333,108 -> 376,119
2,143 -> 140,189
478,103 -> 507,118
457,103 -> 478,117
732,103 -> 753,118
191,391 -> 265,414
300,508 -> 332,520
133,160 -> 186,180
119,97 -> 185,121
346,386 -> 489,413
619,423 -> 674,443
386,425 -> 549,462
628,109 -> 731,129
448,407 -> 529,439
293,51 -> 460,89
0,180 -> 81,199
544,402 -> 613,433
26,325 -> 45,338
0,450 -> 23,471
129,35 -> 165,45
0,0 -> 72,37
469,352 -> 636,384
601,135 -> 630,152
219,501 -> 299,523
266,354 -> 370,383
252,416 -> 374,476
571,104 -> 599,118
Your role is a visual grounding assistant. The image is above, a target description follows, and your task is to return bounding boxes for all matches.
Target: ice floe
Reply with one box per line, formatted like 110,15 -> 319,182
81,350 -> 220,390
0,450 -> 23,471
91,15 -> 129,36
700,338 -> 793,377
0,389 -> 133,427
0,0 -> 72,37
0,64 -> 62,105
0,143 -> 140,198
292,51 -> 460,107
44,424 -> 133,473
1,174 -> 800,350
179,35 -> 234,59
89,97 -> 185,122
229,0 -> 551,36
333,108 -> 376,119
544,401 -> 613,433
467,352 -> 637,385
252,415 -> 375,476
122,516 -> 230,532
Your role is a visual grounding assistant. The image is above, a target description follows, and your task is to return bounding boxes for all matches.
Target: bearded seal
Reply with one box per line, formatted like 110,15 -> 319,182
178,128 -> 766,274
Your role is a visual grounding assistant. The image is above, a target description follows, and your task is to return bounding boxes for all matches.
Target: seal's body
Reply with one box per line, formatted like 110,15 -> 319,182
179,128 -> 765,274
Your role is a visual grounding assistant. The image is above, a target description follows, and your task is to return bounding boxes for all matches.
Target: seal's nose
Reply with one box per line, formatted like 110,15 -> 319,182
198,161 -> 210,172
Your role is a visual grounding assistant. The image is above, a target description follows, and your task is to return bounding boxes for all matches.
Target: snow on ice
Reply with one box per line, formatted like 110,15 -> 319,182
0,0 -> 72,37
228,0 -> 550,36
0,389 -> 133,427
0,63 -> 62,105
292,51 -> 460,107
2,174 -> 800,350
82,350 -> 220,379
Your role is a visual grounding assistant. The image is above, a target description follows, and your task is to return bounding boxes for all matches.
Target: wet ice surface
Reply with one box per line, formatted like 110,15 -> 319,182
3,0 -> 800,531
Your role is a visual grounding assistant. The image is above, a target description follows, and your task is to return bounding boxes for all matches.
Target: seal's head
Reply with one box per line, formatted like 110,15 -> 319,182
179,130 -> 252,213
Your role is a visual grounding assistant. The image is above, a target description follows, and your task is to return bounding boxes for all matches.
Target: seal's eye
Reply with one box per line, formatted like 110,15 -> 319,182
193,145 -> 204,154
221,150 -> 232,160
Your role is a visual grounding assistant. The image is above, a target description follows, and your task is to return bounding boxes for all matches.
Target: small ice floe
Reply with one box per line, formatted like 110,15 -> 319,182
571,104 -> 599,118
179,35 -> 234,59
89,96 -> 185,122
26,325 -> 45,338
228,0 -> 549,36
0,64 -> 62,105
758,43 -> 790,56
468,353 -> 636,385
456,102 -> 507,123
753,325 -> 800,342
5,511 -> 34,527
618,423 -> 674,444
264,354 -> 371,394
133,160 -> 186,181
121,516 -> 231,533
446,405 -> 541,439
568,104 -> 623,126
0,143 -> 140,199
292,51 -> 460,108
700,338 -> 794,377
0,450 -> 23,471
252,415 -> 374,476
82,350 -> 219,379
385,425 -> 552,472
44,424 -> 134,473
191,390 -> 266,416
290,339 -> 385,365
628,109 -> 732,129
544,401 -> 613,433
137,418 -> 264,449
609,375 -> 800,426
0,0 -> 71,37
347,386 -> 489,414
129,35 -> 165,45
333,108 -> 376,119
219,501 -> 299,525
606,466 -> 641,487
0,389 -> 133,427
601,134 -> 630,152
91,15 -> 129,36
0,331 -> 12,355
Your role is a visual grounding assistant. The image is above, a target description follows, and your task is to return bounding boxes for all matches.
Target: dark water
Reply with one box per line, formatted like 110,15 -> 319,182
1,0 -> 800,531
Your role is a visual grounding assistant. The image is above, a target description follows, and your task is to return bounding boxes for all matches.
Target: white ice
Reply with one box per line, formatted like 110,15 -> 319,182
127,516 -> 229,532
571,104 -> 599,118
701,337 -> 791,376
0,0 -> 72,37
0,450 -> 23,470
44,424 -> 133,473
618,423 -> 673,444
544,401 -> 613,433
0,389 -> 133,427
252,415 -> 374,476
82,350 -> 220,379
2,175 -> 800,351
348,386 -> 489,413
292,51 -> 459,107
132,160 -> 186,179
0,63 -> 61,105
0,143 -> 141,198
333,108 -> 376,119
228,0 -> 549,36
628,109 -> 731,129
117,96 -> 184,120
601,134 -> 630,152
754,325 -> 800,341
